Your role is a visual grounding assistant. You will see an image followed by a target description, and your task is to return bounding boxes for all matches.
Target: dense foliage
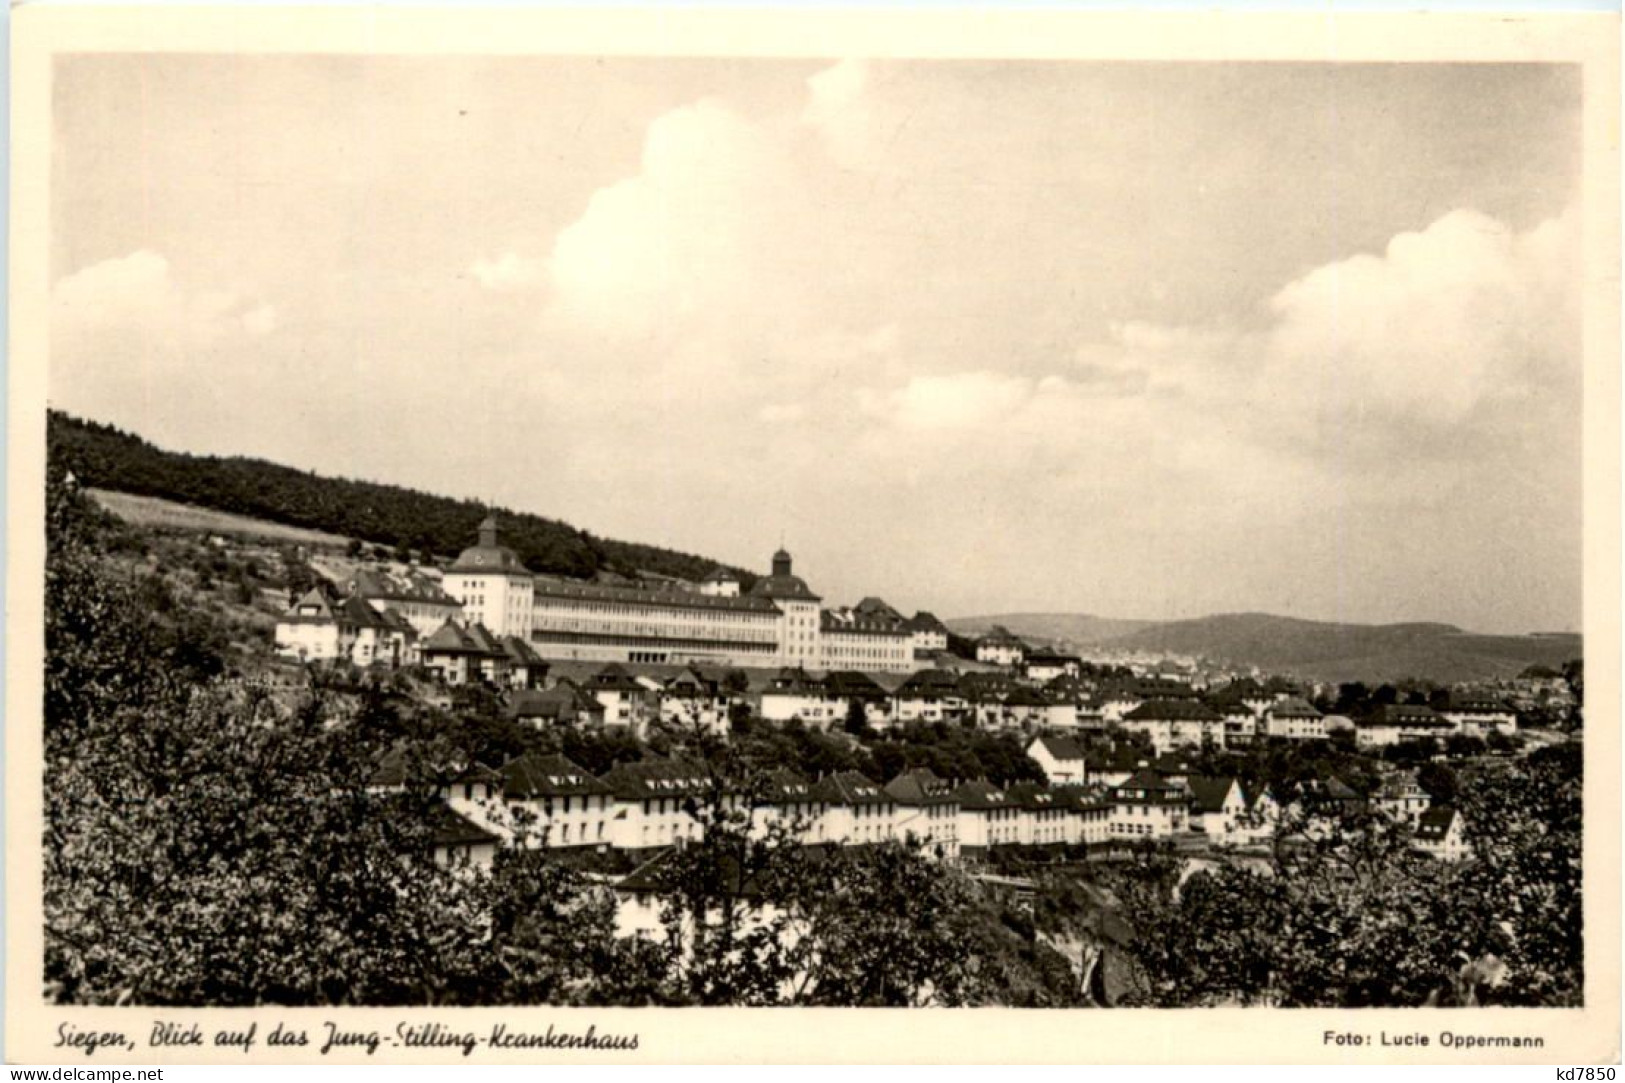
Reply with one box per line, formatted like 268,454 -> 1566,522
1108,745 -> 1583,1007
49,410 -> 747,584
44,476 -> 1004,1006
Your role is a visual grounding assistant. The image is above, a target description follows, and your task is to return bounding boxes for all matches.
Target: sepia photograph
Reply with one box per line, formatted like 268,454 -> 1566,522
7,5 -> 1619,1066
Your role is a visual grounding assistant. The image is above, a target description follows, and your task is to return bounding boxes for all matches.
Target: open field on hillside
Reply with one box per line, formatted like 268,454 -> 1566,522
87,488 -> 353,548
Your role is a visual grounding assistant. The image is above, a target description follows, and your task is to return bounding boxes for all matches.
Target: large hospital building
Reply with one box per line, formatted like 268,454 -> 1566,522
440,517 -> 941,673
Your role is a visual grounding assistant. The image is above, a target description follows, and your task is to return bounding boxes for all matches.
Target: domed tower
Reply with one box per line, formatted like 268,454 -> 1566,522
441,513 -> 533,639
750,546 -> 822,667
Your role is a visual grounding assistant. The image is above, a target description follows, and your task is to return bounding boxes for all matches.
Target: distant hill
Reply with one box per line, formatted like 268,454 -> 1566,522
1107,612 -> 1580,683
945,613 -> 1155,646
48,411 -> 751,586
950,610 -> 1580,683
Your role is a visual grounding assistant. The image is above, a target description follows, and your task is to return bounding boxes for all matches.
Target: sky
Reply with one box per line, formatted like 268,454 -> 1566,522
48,56 -> 1583,634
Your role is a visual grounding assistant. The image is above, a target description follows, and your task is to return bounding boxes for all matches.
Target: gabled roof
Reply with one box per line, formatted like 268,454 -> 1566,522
370,743 -> 496,790
951,779 -> 1012,811
758,769 -> 821,805
1186,775 -> 1241,813
502,752 -> 613,799
512,682 -> 602,722
422,619 -> 505,657
600,758 -> 714,801
1006,782 -> 1067,811
1003,686 -> 1052,708
1268,696 -> 1322,719
703,565 -> 741,583
1030,735 -> 1086,761
1126,698 -> 1222,722
897,669 -> 963,696
377,606 -> 419,639
502,636 -> 544,666
1112,770 -> 1187,803
1442,690 -> 1511,713
765,667 -> 826,696
884,768 -> 957,806
1365,703 -> 1454,729
1415,805 -> 1460,841
853,596 -> 903,621
814,771 -> 892,806
588,663 -> 646,694
904,611 -> 950,635
347,568 -> 461,607
822,670 -> 888,698
419,802 -> 501,849
282,587 -> 337,622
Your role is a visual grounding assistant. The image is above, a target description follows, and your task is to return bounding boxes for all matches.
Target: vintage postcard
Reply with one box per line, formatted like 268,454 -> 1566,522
7,5 -> 1620,1066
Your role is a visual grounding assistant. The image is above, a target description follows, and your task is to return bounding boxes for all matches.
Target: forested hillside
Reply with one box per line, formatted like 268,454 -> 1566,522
48,411 -> 749,584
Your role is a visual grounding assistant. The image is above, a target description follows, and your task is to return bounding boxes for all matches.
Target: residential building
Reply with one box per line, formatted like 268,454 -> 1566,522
1355,703 -> 1459,749
344,568 -> 464,638
1109,769 -> 1189,840
1264,697 -> 1326,741
502,752 -> 616,850
885,769 -> 961,859
1027,735 -> 1087,784
1186,775 -> 1251,845
602,758 -> 721,854
815,772 -> 897,845
904,611 -> 951,659
954,780 -> 1021,856
1415,806 -> 1470,862
975,626 -> 1028,667
1374,771 -> 1432,826
1440,691 -> 1518,737
1123,698 -> 1224,754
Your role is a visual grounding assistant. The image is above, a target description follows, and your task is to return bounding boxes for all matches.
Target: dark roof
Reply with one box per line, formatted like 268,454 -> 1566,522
853,596 -> 903,621
1268,696 -> 1322,719
884,768 -> 957,806
370,744 -> 497,790
1112,770 -> 1188,804
1365,704 -> 1454,729
1415,806 -> 1459,841
281,588 -> 337,623
977,626 -> 1028,649
822,611 -> 911,637
1025,649 -> 1082,667
600,759 -> 714,801
758,770 -> 821,805
511,683 -> 602,722
904,611 -> 950,635
377,607 -> 419,638
1031,735 -> 1086,761
749,573 -> 821,603
422,619 -> 506,657
347,568 -> 461,607
1443,690 -> 1511,713
1003,686 -> 1052,708
532,574 -> 779,614
337,594 -> 389,629
421,803 -> 501,849
1126,698 -> 1222,722
897,669 -> 963,696
1006,782 -> 1068,811
1186,775 -> 1240,813
822,670 -> 888,698
813,771 -> 892,806
448,543 -> 530,576
502,636 -> 545,666
587,662 -> 647,694
951,779 -> 1013,811
502,753 -> 613,799
703,566 -> 741,583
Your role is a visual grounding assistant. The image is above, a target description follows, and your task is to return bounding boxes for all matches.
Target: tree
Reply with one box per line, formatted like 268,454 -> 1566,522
43,473 -> 651,1007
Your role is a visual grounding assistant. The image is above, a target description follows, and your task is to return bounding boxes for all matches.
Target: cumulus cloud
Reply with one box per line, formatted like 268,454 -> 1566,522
469,252 -> 543,292
52,250 -> 276,349
50,250 -> 281,431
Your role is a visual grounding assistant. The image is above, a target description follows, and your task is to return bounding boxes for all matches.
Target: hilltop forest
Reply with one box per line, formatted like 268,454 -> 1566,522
47,411 -> 750,585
